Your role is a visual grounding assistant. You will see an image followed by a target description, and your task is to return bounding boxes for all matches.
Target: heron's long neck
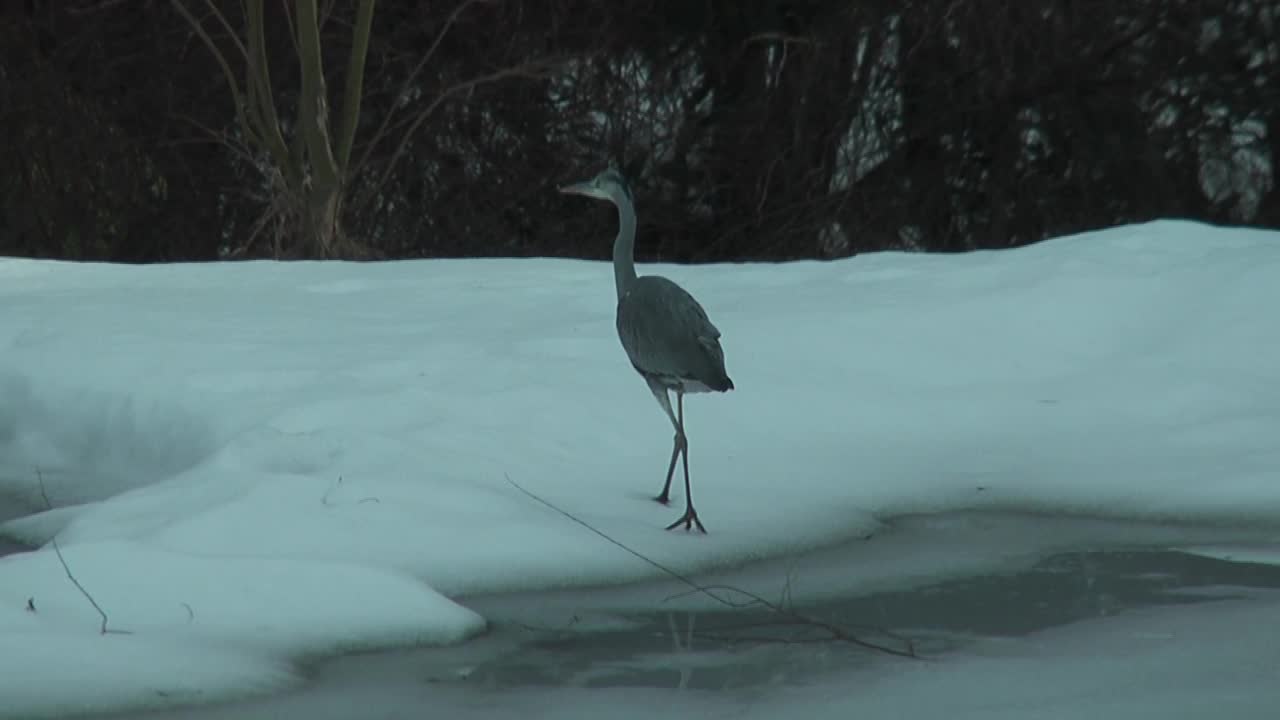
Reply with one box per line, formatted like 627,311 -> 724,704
613,196 -> 638,300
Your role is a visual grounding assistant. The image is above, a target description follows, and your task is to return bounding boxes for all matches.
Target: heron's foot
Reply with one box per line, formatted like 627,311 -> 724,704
665,507 -> 706,534
654,490 -> 671,505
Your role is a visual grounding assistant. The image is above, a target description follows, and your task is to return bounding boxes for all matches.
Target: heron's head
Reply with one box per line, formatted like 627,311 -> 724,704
559,167 -> 633,205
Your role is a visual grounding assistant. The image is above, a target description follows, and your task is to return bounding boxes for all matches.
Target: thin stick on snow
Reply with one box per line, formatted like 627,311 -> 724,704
321,475 -> 380,507
502,473 -> 917,659
503,473 -> 732,602
35,469 -> 130,635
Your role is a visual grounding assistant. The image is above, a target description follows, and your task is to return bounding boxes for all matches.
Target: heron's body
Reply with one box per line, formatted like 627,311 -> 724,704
617,275 -> 734,395
560,167 -> 734,533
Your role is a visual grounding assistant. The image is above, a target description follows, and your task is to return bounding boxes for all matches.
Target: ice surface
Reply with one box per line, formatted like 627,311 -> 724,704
756,590 -> 1280,720
1,219 -> 1278,715
113,589 -> 1280,720
1179,544 -> 1280,567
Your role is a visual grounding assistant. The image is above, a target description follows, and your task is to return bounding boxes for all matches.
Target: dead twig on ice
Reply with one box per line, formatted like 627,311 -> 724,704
34,468 -> 131,635
502,473 -> 917,659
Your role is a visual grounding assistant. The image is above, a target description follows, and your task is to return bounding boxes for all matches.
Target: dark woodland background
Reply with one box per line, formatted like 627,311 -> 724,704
1,0 -> 1277,263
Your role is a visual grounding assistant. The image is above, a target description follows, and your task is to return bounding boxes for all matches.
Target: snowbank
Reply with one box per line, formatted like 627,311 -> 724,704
1,219 -> 1278,715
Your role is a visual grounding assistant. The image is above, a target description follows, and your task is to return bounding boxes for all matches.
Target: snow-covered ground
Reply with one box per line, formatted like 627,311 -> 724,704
2,219 -> 1279,717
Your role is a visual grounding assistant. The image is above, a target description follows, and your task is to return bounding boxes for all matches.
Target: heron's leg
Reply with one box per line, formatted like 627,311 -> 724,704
665,391 -> 705,533
646,378 -> 685,505
656,441 -> 681,505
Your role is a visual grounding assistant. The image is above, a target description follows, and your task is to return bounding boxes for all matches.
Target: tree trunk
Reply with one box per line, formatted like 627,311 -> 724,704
175,0 -> 375,259
301,189 -> 343,258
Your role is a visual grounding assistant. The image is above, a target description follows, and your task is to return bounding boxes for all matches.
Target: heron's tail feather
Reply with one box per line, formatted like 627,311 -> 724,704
708,373 -> 734,392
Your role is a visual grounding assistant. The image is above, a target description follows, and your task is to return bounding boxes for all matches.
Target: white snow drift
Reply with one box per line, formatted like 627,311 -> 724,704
1,219 -> 1278,717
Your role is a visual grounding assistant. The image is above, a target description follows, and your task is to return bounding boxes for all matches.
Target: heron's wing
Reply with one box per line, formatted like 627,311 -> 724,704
616,276 -> 728,385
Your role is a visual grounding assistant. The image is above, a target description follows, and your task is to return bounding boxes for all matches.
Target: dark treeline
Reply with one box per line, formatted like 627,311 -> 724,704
1,0 -> 1276,263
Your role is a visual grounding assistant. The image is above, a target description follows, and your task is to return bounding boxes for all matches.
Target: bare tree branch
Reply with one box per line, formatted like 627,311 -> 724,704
278,0 -> 301,58
244,0 -> 291,175
336,0 -> 378,175
195,0 -> 251,61
351,0 -> 481,180
295,0 -> 341,191
170,0 -> 259,150
358,60 -> 563,215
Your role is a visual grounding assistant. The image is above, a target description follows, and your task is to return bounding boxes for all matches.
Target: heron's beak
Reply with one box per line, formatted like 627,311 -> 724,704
559,181 -> 595,198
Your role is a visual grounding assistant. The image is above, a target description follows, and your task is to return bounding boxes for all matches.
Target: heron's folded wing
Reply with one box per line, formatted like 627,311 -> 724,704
616,276 -> 726,381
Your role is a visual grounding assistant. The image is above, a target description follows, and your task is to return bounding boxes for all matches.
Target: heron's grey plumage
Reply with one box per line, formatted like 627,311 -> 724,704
560,166 -> 734,533
617,276 -> 734,394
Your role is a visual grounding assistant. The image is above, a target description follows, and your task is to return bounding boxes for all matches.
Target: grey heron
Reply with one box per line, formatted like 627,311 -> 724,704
560,168 -> 734,533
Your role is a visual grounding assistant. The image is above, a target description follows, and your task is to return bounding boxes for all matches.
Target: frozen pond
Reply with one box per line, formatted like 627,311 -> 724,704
0,538 -> 22,561
0,494 -> 30,561
61,510 -> 1280,720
